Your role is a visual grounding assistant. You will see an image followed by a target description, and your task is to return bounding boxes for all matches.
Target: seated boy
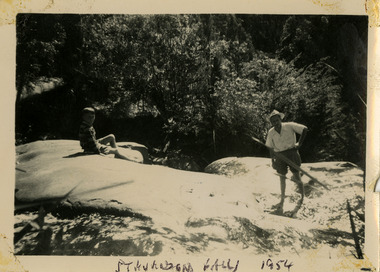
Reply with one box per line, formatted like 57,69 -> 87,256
79,107 -> 129,160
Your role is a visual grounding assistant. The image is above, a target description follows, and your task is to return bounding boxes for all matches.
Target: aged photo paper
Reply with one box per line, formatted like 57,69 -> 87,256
1,0 -> 379,271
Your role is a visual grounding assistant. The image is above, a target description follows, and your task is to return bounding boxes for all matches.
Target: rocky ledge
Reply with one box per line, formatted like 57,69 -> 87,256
15,140 -> 365,265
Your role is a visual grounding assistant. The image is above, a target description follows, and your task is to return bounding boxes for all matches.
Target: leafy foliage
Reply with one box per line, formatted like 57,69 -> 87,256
15,14 -> 367,168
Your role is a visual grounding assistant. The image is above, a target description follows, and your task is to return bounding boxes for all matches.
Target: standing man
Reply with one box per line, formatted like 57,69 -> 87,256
265,110 -> 308,215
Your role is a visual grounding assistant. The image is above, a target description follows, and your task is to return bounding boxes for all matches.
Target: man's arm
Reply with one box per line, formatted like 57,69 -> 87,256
296,127 -> 308,149
269,148 -> 276,168
269,148 -> 274,158
266,133 -> 276,167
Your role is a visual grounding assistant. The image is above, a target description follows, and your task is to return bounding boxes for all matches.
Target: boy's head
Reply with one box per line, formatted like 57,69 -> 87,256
82,107 -> 96,125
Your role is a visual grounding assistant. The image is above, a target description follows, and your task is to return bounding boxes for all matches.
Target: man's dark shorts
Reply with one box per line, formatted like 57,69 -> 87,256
273,148 -> 301,175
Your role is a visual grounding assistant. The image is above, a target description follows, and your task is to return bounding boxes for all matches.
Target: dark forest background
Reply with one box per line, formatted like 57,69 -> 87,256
15,14 -> 367,170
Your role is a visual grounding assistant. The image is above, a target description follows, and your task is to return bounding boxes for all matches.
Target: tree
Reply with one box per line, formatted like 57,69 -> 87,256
15,14 -> 367,167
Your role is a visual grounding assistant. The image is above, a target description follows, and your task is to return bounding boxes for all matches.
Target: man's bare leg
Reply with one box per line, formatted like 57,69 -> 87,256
290,172 -> 304,216
272,174 -> 286,214
291,172 -> 304,202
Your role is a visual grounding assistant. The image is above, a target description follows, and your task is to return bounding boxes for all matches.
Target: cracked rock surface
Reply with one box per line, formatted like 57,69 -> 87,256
15,140 -> 364,261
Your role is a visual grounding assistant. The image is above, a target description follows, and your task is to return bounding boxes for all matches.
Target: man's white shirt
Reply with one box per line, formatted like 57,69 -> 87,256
265,122 -> 307,152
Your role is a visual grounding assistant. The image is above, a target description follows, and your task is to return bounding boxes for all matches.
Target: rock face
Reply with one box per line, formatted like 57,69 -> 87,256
117,141 -> 150,164
15,141 -> 365,262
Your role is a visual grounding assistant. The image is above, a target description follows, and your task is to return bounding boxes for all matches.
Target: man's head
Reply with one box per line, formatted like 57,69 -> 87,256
82,107 -> 96,125
268,110 -> 284,130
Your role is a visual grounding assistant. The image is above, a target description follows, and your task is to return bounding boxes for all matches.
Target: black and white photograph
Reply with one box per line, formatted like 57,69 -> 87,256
1,2 -> 377,271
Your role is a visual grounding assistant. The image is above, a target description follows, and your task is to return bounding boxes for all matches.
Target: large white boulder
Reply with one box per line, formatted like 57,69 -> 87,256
15,140 -> 365,263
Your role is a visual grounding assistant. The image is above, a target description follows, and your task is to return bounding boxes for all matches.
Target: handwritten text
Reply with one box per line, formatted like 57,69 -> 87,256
260,259 -> 293,271
115,258 -> 240,272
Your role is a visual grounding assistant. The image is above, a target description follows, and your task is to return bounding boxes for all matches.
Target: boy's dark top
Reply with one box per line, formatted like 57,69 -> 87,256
79,122 -> 100,153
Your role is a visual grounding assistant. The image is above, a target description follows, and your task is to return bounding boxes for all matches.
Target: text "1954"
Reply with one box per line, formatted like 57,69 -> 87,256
261,259 -> 293,271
